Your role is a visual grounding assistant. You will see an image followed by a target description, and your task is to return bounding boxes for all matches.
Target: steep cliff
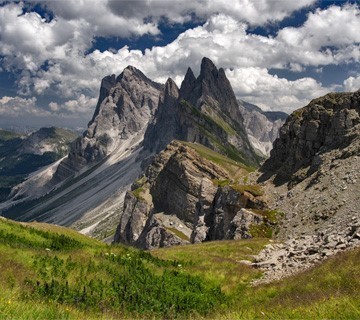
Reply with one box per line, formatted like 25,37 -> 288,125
114,141 -> 272,249
54,67 -> 163,182
253,90 -> 360,283
259,90 -> 360,186
1,67 -> 163,237
143,57 -> 260,167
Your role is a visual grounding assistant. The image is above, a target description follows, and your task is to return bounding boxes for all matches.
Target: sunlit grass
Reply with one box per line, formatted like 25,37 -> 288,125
1,217 -> 359,319
152,239 -> 269,293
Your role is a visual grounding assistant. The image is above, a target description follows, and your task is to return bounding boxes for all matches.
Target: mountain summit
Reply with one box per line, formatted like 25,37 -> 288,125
54,66 -> 163,182
144,57 -> 259,166
2,58 -> 279,241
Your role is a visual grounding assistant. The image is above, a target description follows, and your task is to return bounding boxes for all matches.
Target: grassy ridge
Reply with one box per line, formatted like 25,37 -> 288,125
0,217 -> 359,319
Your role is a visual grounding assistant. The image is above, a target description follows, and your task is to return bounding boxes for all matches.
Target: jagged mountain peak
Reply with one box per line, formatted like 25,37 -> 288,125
179,67 -> 196,98
164,77 -> 179,95
143,57 -> 259,166
116,66 -> 163,90
200,57 -> 217,75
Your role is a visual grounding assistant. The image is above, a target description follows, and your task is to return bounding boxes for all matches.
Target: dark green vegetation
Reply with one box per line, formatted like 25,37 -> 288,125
0,218 -> 224,319
0,127 -> 77,201
1,217 -> 359,319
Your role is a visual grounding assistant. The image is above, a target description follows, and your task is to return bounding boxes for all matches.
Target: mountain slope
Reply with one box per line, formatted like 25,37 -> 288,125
0,127 -> 77,202
253,90 -> 360,282
238,100 -> 287,156
259,90 -> 360,185
54,67 -> 163,182
1,58 -> 262,240
0,67 -> 163,237
1,216 -> 359,319
115,140 -> 273,249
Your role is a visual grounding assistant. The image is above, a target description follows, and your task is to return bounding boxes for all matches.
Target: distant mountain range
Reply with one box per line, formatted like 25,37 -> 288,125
0,127 -> 77,202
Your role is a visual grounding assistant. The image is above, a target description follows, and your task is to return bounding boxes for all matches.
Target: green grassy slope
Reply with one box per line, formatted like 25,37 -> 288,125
0,217 -> 359,319
0,218 -> 224,319
154,241 -> 360,319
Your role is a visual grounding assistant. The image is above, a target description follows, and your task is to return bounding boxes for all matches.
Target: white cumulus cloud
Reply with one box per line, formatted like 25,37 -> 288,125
0,96 -> 48,117
226,67 -> 329,113
343,75 -> 360,92
0,1 -> 359,120
48,95 -> 97,115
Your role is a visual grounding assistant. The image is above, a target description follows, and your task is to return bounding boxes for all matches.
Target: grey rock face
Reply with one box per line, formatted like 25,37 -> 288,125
251,90 -> 360,284
143,57 -> 259,167
259,91 -> 360,186
114,141 -> 268,249
55,67 -> 163,181
238,100 -> 287,156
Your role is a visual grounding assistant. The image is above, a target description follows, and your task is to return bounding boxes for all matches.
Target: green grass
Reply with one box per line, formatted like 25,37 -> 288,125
131,187 -> 145,200
165,227 -> 190,241
153,240 -> 360,319
1,217 -> 359,319
152,239 -> 269,293
182,141 -> 253,179
179,100 -> 259,167
0,218 -> 224,319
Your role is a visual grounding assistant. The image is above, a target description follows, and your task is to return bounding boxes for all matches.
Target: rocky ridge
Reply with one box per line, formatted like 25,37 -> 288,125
1,58 -> 268,241
260,91 -> 360,186
252,91 -> 360,283
54,67 -> 163,182
114,140 -> 272,249
0,67 -> 163,237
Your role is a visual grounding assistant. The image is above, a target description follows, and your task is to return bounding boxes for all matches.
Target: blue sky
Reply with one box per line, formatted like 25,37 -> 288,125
0,0 -> 359,129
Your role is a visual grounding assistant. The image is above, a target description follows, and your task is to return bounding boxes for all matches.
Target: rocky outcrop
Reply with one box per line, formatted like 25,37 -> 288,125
54,67 -> 163,181
251,89 -> 360,284
238,100 -> 287,156
114,141 -> 270,249
143,57 -> 260,167
259,91 -> 360,186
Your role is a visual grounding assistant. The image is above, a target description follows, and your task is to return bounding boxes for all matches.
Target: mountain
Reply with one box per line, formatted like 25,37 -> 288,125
259,90 -> 360,186
54,67 -> 163,182
0,127 -> 77,202
143,57 -> 260,167
253,90 -> 360,282
0,58 -> 262,241
114,140 -> 272,249
238,100 -> 288,156
0,67 -> 163,239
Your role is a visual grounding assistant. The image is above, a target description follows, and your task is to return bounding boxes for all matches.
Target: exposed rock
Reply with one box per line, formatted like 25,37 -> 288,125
143,57 -> 260,167
115,141 -> 269,249
238,100 -> 287,156
252,90 -> 360,284
259,91 -> 360,186
0,67 -> 162,235
54,66 -> 163,182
